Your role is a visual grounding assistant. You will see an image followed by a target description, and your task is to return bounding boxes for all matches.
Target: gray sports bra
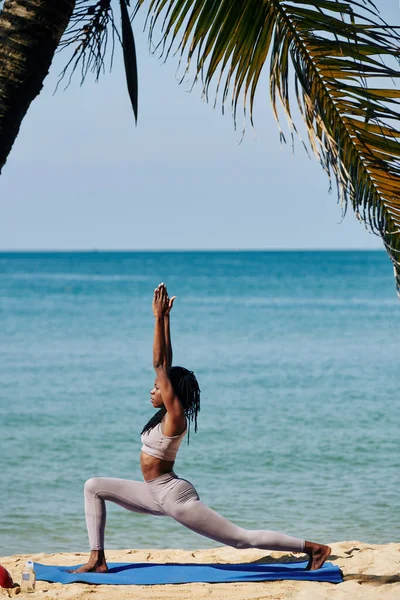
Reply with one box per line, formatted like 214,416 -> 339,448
141,422 -> 187,462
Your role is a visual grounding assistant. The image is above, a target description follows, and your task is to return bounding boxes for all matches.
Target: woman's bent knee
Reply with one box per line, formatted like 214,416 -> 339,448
84,477 -> 103,496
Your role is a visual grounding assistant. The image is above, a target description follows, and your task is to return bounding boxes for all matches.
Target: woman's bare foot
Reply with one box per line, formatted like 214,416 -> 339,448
69,550 -> 108,573
304,541 -> 331,570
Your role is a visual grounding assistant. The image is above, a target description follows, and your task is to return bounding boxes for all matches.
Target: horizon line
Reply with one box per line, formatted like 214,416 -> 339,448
0,247 -> 384,253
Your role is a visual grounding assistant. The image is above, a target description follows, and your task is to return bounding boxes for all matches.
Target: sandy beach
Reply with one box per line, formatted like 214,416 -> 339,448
1,541 -> 399,599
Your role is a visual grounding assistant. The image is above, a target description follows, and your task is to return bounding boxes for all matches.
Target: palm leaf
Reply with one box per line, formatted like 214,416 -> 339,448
135,0 -> 400,294
59,0 -> 139,123
120,0 -> 138,121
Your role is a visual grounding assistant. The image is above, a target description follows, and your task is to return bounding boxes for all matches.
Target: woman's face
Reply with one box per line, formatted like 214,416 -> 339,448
150,378 -> 164,408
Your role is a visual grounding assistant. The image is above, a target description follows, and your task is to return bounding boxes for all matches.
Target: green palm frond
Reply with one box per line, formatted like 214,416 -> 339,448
120,0 -> 138,122
59,0 -> 138,122
136,0 -> 400,294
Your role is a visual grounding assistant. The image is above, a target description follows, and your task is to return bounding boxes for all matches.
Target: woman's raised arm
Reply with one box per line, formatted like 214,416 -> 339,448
164,289 -> 176,369
152,284 -> 168,371
152,284 -> 184,430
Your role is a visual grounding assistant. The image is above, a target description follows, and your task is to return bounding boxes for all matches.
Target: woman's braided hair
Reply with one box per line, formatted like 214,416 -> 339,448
141,366 -> 201,443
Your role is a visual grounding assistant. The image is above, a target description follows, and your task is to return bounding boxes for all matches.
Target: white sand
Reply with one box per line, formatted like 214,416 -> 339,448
1,541 -> 399,599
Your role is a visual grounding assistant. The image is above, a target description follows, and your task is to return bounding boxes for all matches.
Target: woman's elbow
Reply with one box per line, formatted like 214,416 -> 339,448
153,362 -> 166,372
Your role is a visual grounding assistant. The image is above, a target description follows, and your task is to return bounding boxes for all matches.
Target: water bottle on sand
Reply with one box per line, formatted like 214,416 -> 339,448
21,559 -> 36,593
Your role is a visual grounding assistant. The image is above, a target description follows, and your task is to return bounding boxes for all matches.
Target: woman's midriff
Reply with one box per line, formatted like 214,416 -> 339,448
140,451 -> 175,481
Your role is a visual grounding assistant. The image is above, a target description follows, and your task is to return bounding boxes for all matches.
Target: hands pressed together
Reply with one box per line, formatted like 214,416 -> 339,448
152,282 -> 176,318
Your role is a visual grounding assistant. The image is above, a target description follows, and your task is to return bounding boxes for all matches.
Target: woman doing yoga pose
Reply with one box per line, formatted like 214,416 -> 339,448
74,283 -> 331,573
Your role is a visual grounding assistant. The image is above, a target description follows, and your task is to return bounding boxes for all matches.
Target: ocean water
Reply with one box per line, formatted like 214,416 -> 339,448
0,251 -> 399,556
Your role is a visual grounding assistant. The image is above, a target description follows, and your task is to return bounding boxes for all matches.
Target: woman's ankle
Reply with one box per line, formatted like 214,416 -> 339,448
89,550 -> 106,564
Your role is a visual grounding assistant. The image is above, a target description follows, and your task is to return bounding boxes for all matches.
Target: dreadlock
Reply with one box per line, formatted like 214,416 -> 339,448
141,366 -> 201,444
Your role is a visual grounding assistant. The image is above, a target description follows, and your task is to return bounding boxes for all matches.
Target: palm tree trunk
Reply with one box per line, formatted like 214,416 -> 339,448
0,0 -> 76,174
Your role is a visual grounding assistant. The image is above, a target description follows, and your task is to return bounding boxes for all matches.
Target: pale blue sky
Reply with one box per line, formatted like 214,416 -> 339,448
0,1 -> 397,250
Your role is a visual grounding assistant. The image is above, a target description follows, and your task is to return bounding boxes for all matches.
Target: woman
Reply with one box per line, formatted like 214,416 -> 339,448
74,283 -> 331,573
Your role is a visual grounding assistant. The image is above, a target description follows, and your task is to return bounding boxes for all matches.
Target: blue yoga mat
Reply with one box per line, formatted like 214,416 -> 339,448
34,560 -> 343,585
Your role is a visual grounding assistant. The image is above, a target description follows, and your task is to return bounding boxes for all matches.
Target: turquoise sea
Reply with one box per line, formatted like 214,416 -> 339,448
1,251 -> 399,556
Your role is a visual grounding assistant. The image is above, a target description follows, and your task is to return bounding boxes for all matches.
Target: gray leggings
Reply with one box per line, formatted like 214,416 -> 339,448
84,471 -> 304,552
